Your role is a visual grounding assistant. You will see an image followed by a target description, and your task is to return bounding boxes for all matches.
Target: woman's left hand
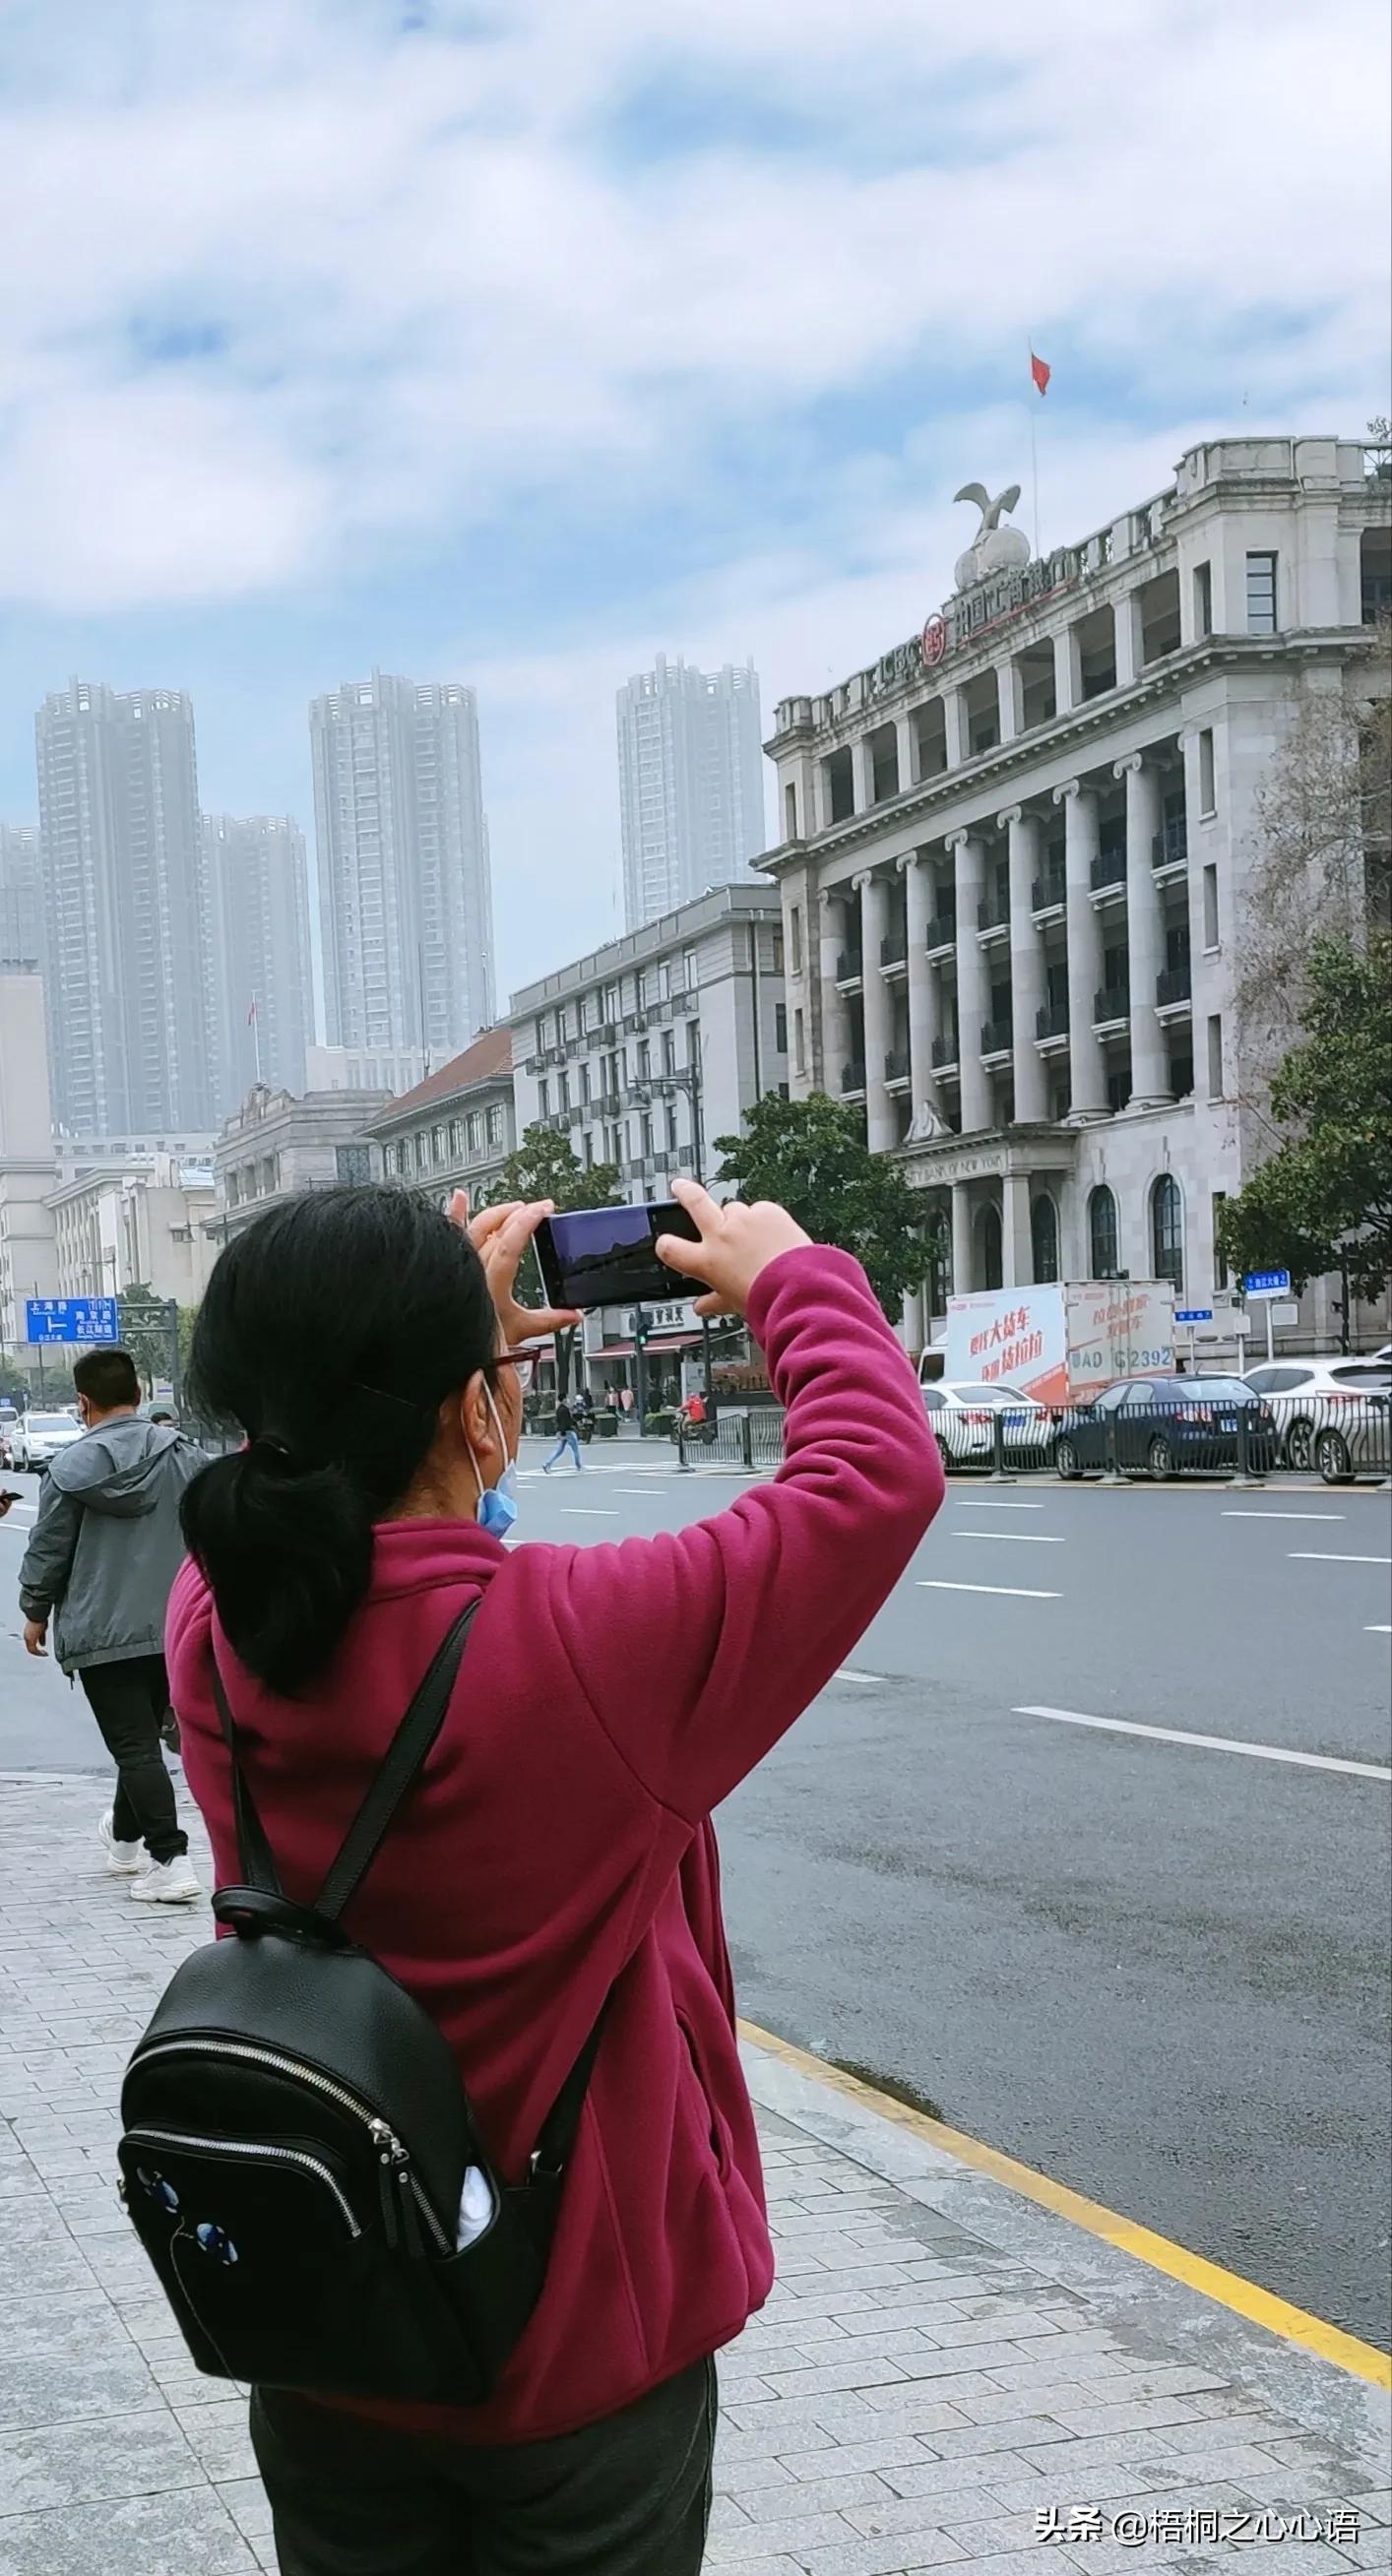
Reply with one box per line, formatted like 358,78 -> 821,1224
449,1192 -> 580,1348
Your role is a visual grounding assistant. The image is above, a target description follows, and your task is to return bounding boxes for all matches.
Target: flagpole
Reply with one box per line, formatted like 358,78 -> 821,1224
1026,339 -> 1041,556
251,1001 -> 262,1086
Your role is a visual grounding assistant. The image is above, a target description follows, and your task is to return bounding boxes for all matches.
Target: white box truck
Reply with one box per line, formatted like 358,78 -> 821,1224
932,1281 -> 1175,1407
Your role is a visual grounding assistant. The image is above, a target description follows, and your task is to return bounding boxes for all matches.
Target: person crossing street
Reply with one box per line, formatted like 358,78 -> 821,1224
541,1390 -> 586,1474
18,1347 -> 206,1903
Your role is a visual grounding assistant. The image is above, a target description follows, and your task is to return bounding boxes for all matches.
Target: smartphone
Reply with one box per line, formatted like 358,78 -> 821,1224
536,1201 -> 705,1311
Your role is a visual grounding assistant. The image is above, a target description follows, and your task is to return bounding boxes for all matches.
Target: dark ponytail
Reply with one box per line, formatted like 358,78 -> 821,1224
182,1187 -> 496,1694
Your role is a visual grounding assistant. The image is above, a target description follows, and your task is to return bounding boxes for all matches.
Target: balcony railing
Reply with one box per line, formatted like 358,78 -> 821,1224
836,949 -> 864,984
1157,963 -> 1192,1006
1036,1001 -> 1071,1039
884,1048 -> 912,1083
879,930 -> 908,968
931,1035 -> 959,1069
980,1018 -> 1014,1056
977,898 -> 1010,933
924,911 -> 957,951
1153,819 -> 1188,870
841,1060 -> 866,1096
1090,848 -> 1127,892
1032,873 -> 1067,913
1094,987 -> 1130,1026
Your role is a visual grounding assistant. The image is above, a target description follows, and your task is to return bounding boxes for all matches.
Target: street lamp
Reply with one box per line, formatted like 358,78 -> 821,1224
629,1047 -> 717,1419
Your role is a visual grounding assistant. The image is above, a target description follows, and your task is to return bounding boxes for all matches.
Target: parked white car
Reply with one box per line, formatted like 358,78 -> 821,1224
1241,1356 -> 1391,1480
0,1405 -> 20,1469
10,1410 -> 86,1474
920,1379 -> 1054,1470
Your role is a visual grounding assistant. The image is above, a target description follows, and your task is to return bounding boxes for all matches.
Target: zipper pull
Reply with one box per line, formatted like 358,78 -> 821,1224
398,2168 -> 423,2259
372,2121 -> 405,2250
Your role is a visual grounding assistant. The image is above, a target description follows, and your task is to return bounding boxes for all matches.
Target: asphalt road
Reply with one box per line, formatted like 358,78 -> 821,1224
3,1444 -> 1389,2346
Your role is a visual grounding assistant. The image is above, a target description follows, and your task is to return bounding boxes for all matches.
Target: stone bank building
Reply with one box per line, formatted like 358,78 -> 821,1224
763,436 -> 1390,1351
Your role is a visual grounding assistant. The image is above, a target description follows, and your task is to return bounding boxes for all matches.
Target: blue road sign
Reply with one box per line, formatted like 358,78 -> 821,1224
1244,1269 -> 1292,1298
1174,1308 -> 1214,1325
25,1295 -> 120,1347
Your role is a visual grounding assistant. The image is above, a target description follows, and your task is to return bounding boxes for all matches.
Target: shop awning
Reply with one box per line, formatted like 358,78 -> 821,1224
599,1332 -> 702,1358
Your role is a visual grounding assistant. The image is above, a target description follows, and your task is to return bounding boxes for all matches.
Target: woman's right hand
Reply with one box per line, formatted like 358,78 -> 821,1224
656,1178 -> 811,1318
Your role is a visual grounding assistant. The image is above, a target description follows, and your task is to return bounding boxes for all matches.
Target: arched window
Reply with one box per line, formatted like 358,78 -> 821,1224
1151,1173 -> 1183,1289
1089,1184 -> 1119,1280
978,1203 -> 1003,1291
1031,1194 -> 1060,1284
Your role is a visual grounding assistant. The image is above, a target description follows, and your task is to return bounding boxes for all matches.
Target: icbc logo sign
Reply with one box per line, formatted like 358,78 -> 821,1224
920,613 -> 947,667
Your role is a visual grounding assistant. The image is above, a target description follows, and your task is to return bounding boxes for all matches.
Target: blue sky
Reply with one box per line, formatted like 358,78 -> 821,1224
1,0 -> 1388,1002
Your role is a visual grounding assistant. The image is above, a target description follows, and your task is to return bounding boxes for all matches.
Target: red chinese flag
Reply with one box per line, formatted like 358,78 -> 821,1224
1030,350 -> 1051,397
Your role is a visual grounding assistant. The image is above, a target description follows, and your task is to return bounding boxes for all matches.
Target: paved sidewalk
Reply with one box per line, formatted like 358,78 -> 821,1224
1,1774 -> 1387,2576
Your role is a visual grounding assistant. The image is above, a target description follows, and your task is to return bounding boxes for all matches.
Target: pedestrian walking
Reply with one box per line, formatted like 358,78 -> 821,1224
18,1346 -> 204,1903
154,1179 -> 940,2574
541,1391 -> 585,1474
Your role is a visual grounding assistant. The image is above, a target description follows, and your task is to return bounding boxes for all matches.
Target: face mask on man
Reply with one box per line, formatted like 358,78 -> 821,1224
466,1381 -> 519,1539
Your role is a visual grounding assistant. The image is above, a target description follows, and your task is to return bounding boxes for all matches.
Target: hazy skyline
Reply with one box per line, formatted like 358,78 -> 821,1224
0,0 -> 1387,1000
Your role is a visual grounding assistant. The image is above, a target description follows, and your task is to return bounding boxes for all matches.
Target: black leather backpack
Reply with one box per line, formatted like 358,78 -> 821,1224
118,1603 -> 603,2402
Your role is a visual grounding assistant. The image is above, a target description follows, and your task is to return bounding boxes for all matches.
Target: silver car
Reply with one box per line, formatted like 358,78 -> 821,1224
1241,1357 -> 1391,1480
11,1410 -> 86,1475
920,1379 -> 1054,1470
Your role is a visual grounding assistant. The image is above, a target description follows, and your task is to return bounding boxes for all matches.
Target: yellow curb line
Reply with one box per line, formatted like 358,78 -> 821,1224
739,2019 -> 1391,2392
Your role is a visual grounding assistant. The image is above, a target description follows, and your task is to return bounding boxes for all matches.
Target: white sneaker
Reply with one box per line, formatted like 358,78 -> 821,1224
130,1855 -> 202,1905
99,1810 -> 145,1876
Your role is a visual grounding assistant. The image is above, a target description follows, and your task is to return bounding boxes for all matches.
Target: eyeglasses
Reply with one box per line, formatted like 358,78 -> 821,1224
494,1351 -> 540,1391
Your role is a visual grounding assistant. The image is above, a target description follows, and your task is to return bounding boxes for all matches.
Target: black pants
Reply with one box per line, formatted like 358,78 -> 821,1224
79,1654 -> 188,1865
251,2360 -> 718,2576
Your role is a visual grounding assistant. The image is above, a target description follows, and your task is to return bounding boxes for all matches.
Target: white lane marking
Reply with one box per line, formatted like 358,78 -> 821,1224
1222,1510 -> 1346,1522
1366,1624 -> 1392,1635
951,1530 -> 1064,1545
561,1507 -> 619,1517
952,1498 -> 1045,1511
1289,1551 -> 1392,1566
835,1667 -> 878,1683
1013,1704 -> 1391,1783
918,1579 -> 1060,1600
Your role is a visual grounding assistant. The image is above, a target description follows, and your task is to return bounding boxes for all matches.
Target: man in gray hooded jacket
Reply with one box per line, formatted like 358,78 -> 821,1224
19,1346 -> 205,1902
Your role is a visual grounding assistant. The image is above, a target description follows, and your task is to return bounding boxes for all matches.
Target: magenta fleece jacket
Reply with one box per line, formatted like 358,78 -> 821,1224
167,1244 -> 945,2443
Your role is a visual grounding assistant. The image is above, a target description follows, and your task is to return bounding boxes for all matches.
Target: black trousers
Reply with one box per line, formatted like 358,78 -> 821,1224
79,1653 -> 188,1865
250,2360 -> 718,2576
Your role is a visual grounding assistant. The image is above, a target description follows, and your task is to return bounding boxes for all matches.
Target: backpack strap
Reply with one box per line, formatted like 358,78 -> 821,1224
209,1599 -> 481,1917
313,1600 -> 481,1924
210,1657 -> 284,1897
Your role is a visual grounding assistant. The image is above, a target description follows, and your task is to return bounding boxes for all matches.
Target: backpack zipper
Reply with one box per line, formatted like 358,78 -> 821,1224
128,2127 -> 361,2237
132,2039 -> 452,2253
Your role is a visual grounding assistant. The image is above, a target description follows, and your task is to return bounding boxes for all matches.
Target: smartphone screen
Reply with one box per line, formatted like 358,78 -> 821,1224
536,1202 -> 705,1311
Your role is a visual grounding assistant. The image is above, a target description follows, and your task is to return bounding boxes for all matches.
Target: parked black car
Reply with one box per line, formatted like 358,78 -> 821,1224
1053,1375 -> 1278,1479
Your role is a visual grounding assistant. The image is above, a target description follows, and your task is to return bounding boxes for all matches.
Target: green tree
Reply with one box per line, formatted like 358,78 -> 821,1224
714,1090 -> 942,1320
1218,933 -> 1392,1305
116,1285 -> 179,1397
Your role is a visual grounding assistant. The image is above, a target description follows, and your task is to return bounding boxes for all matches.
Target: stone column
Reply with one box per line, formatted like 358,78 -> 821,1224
944,686 -> 968,769
856,870 -> 896,1151
900,850 -> 941,1126
1114,590 -> 1143,689
1055,780 -> 1107,1120
949,831 -> 992,1133
1053,624 -> 1081,716
900,1281 -> 925,1356
998,659 -> 1024,743
1002,805 -> 1048,1122
951,1181 -> 973,1297
853,733 -> 876,814
895,710 -> 917,795
1115,754 -> 1170,1107
1001,1170 -> 1034,1288
818,889 -> 853,1095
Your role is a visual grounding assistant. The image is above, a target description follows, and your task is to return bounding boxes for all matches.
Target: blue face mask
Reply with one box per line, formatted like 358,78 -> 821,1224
469,1384 -> 519,1539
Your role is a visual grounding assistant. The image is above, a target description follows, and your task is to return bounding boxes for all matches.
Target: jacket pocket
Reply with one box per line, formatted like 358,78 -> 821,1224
675,2011 -> 731,2184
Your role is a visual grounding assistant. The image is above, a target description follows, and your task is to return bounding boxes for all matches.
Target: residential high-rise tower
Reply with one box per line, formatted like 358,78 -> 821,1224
202,815 -> 315,1115
0,824 -> 42,969
34,679 -> 213,1137
617,655 -> 766,930
309,671 -> 494,1064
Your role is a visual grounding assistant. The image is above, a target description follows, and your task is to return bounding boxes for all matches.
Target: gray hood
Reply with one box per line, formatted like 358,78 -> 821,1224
48,1417 -> 188,1519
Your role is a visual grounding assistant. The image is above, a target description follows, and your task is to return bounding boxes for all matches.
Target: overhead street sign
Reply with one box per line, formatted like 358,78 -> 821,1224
1244,1270 -> 1292,1298
25,1295 -> 120,1347
1174,1308 -> 1214,1325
